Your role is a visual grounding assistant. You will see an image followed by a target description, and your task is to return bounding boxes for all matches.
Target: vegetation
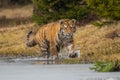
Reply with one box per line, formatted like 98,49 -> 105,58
32,0 -> 120,24
92,20 -> 114,28
0,5 -> 39,57
90,61 -> 120,72
86,0 -> 120,20
0,23 -> 39,57
62,58 -> 81,64
32,0 -> 90,24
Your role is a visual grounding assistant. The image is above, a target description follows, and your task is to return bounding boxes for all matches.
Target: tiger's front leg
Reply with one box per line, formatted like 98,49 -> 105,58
50,43 -> 59,64
67,43 -> 77,58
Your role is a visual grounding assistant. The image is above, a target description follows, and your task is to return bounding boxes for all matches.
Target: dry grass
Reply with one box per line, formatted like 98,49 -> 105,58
74,22 -> 120,62
0,4 -> 33,27
0,23 -> 41,57
0,4 -> 32,19
1,21 -> 120,61
0,4 -> 40,57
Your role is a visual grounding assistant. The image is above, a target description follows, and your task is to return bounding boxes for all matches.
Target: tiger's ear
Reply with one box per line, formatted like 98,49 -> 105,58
71,19 -> 76,24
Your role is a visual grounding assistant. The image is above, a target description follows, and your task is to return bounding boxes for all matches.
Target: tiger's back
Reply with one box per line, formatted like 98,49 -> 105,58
34,22 -> 61,56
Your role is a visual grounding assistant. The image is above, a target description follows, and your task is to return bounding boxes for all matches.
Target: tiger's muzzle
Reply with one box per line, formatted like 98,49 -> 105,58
66,33 -> 73,38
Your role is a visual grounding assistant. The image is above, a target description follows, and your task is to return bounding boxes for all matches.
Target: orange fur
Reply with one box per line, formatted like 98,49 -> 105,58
35,22 -> 60,56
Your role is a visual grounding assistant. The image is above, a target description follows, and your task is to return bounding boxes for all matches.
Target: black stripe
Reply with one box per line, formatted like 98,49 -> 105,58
56,45 -> 60,52
55,39 -> 61,52
26,31 -> 33,47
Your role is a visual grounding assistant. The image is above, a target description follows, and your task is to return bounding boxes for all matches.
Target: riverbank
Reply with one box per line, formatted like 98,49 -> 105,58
0,4 -> 120,62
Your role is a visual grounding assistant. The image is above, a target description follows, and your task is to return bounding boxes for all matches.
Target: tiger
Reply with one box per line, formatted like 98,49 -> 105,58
26,19 -> 77,63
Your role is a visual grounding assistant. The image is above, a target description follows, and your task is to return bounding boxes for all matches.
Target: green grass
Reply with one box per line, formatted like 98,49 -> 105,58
92,20 -> 114,28
90,61 -> 120,72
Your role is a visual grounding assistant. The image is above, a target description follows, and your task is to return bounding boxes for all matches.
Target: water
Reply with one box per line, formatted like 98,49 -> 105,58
0,58 -> 120,80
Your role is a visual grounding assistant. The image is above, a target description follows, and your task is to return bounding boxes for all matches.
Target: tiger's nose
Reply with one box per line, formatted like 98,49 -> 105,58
66,33 -> 73,38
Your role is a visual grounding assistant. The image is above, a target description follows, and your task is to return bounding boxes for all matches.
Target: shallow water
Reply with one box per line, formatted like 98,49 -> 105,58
0,58 -> 120,80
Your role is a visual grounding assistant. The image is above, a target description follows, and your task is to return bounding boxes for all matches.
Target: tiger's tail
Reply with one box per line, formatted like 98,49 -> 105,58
26,31 -> 37,47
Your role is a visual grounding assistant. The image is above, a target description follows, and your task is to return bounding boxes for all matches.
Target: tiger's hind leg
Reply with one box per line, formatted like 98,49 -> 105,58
41,51 -> 50,64
41,48 -> 50,64
39,41 -> 50,64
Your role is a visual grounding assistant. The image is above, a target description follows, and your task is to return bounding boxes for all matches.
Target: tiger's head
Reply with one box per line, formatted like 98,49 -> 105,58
59,19 -> 76,39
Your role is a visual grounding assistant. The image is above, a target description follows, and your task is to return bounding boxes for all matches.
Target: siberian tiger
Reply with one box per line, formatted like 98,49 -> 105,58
26,19 -> 77,63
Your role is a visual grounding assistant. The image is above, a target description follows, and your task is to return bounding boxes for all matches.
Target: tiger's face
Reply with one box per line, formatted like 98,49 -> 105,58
59,19 -> 76,39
